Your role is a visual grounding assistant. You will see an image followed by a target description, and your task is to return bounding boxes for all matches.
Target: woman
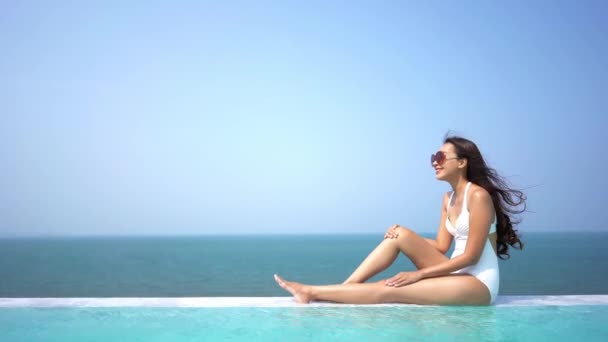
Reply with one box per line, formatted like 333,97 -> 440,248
274,135 -> 525,305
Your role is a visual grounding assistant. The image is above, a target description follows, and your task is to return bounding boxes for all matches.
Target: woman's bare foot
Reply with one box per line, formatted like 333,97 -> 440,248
273,274 -> 313,304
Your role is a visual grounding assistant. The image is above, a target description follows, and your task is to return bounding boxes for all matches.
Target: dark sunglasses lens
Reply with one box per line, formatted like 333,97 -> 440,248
432,151 -> 445,165
431,152 -> 439,165
439,151 -> 446,164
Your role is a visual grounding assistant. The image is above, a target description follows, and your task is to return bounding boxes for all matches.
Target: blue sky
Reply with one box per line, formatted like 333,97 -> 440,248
1,1 -> 606,236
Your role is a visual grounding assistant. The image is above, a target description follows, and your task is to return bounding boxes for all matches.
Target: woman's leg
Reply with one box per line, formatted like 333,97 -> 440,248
343,227 -> 449,284
275,274 -> 491,306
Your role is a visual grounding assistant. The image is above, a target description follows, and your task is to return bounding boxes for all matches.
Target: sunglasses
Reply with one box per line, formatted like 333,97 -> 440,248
430,151 -> 460,166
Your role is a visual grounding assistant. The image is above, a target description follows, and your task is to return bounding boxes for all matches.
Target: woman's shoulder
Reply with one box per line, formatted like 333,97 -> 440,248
469,183 -> 490,197
468,183 -> 493,208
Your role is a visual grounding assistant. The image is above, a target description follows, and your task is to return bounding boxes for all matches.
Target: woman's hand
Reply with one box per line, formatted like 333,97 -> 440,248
384,224 -> 401,239
384,271 -> 423,287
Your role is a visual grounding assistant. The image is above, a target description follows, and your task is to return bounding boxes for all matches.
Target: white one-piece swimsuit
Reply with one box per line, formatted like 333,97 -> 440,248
445,182 -> 499,304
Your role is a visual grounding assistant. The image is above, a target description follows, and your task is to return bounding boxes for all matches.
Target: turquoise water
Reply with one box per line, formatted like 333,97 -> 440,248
1,232 -> 607,296
1,306 -> 607,341
2,233 -> 607,341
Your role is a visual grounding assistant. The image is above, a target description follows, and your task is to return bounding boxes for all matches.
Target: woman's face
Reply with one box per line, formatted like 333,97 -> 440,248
432,143 -> 462,181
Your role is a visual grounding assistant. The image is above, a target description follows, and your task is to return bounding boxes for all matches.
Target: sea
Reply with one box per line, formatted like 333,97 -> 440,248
1,231 -> 606,297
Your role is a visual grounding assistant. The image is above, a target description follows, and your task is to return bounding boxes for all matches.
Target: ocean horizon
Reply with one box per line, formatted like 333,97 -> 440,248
1,232 -> 606,297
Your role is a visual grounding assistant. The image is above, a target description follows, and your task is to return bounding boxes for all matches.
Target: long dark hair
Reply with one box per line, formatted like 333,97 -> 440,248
444,135 -> 525,260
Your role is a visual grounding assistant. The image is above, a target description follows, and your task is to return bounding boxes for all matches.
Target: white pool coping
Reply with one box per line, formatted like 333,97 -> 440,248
0,295 -> 607,307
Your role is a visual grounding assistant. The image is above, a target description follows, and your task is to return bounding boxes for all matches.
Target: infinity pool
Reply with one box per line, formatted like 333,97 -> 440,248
1,296 -> 607,341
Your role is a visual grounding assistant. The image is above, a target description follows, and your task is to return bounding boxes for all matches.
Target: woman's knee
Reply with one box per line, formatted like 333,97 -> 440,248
394,227 -> 416,240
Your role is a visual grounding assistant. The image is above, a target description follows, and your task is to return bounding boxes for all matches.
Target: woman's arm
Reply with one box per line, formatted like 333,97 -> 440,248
387,189 -> 494,286
426,192 -> 454,254
419,187 -> 495,279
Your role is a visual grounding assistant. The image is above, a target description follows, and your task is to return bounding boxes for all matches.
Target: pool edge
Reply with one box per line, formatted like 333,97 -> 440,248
1,295 -> 608,307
